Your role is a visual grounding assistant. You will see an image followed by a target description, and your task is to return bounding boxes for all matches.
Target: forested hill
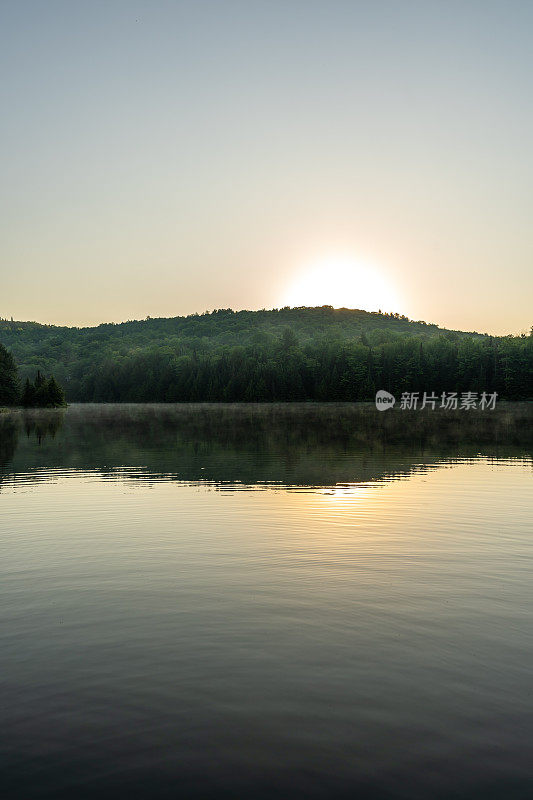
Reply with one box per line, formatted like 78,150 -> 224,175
0,307 -> 531,402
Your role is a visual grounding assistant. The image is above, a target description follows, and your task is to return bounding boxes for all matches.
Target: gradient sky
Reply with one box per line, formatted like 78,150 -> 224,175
1,0 -> 531,333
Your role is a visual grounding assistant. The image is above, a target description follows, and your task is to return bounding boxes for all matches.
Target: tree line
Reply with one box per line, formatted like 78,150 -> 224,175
0,306 -> 486,398
79,329 -> 532,402
1,307 -> 531,403
0,344 -> 66,407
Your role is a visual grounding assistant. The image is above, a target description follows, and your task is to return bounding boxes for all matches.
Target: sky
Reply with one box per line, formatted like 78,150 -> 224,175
1,0 -> 532,334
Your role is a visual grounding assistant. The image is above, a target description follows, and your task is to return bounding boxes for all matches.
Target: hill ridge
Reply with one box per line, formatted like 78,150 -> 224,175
1,306 -> 530,402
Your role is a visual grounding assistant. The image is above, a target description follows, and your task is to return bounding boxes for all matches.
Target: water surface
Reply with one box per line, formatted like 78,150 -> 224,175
1,404 -> 532,799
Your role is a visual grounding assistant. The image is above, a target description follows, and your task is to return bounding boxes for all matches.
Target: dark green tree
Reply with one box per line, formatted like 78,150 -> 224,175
34,371 -> 49,407
46,375 -> 66,407
0,343 -> 20,405
22,370 -> 67,407
21,377 -> 36,407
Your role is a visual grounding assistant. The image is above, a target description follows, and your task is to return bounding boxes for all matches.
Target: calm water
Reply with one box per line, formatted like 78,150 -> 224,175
1,403 -> 532,799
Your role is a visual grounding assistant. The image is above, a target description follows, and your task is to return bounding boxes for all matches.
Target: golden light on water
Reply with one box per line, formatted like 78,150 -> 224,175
281,255 -> 402,313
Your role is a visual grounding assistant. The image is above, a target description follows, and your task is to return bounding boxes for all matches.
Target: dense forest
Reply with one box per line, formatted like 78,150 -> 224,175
0,344 -> 65,407
0,307 -> 531,402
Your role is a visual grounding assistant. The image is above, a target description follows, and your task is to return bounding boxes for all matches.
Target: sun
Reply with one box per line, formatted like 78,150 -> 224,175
280,255 -> 401,313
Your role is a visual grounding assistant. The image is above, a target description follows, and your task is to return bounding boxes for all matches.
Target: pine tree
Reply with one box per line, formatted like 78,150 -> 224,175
46,375 -> 66,407
0,343 -> 20,405
34,371 -> 48,407
22,371 -> 67,407
22,377 -> 36,407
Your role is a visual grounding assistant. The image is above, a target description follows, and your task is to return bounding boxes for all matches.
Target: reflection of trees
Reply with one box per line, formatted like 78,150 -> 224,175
2,403 -> 531,489
23,409 -> 65,444
0,410 -> 66,490
0,415 -> 19,470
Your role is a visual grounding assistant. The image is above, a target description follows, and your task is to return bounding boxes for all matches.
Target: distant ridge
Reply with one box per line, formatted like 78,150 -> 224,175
1,307 -> 530,402
0,305 -> 486,336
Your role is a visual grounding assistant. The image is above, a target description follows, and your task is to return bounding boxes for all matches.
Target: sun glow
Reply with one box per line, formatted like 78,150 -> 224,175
281,256 -> 401,313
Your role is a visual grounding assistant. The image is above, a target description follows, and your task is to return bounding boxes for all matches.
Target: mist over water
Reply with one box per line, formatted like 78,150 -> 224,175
1,404 -> 532,799
1,402 -> 531,488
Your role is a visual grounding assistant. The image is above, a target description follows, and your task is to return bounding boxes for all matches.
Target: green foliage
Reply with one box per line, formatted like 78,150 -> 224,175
0,308 -> 531,402
0,343 -> 20,405
0,355 -> 66,408
46,375 -> 66,407
22,371 -> 66,408
21,377 -> 36,407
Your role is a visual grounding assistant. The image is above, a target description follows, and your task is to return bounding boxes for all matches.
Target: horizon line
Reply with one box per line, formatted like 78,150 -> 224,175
0,305 -> 526,338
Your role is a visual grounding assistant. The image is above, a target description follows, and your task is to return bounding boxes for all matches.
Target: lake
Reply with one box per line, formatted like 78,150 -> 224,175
1,403 -> 532,799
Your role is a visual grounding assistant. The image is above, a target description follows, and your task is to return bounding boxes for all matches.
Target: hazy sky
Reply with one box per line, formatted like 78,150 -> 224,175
1,1 -> 531,333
